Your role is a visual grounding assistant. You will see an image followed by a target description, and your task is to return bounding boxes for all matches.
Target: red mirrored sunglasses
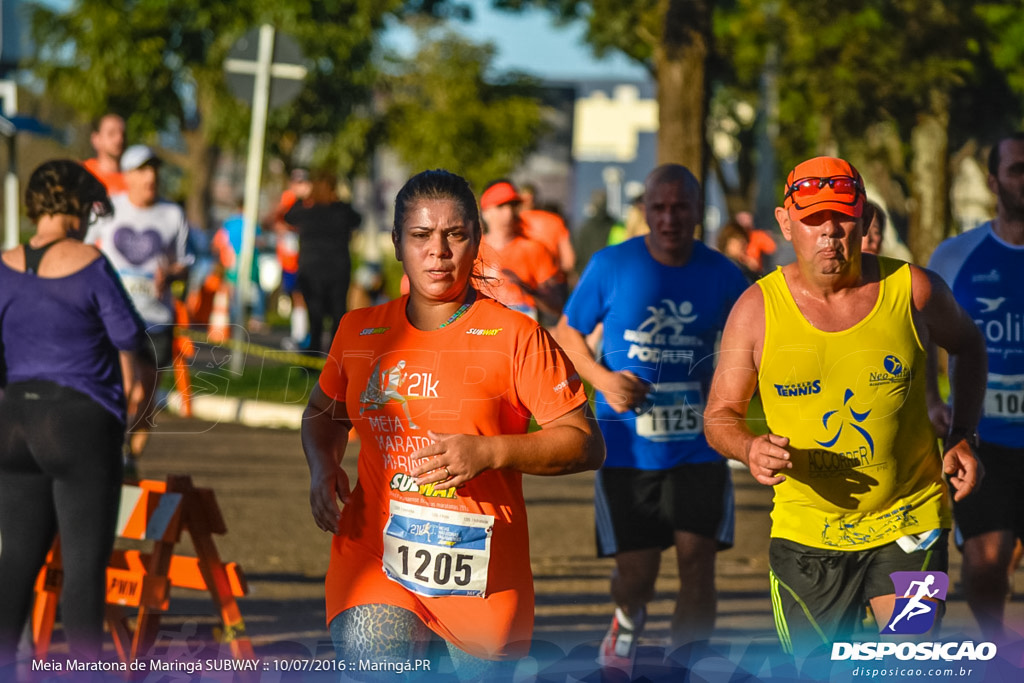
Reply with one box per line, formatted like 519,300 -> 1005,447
784,175 -> 863,203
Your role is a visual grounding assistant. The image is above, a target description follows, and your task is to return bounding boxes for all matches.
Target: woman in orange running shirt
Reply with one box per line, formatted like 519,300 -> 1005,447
301,169 -> 605,678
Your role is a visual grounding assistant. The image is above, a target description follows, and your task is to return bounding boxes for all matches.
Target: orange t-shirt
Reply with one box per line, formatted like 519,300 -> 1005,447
83,158 -> 127,195
746,229 -> 777,271
476,236 -> 560,318
519,209 -> 569,261
274,190 -> 300,273
318,295 -> 587,659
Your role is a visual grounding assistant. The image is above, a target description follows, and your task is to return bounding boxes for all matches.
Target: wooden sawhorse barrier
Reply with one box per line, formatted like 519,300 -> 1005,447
32,474 -> 254,663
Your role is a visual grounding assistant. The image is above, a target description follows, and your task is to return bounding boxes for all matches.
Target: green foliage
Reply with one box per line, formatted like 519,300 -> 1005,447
28,0 -> 253,145
263,0 -> 407,176
973,3 -> 1024,136
381,28 -> 545,192
716,0 -> 994,170
980,3 -> 1024,94
27,0 -> 403,184
492,0 -> 711,171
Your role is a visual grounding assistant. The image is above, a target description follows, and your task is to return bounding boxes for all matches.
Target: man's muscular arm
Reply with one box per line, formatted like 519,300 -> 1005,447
913,265 -> 986,501
704,286 -> 793,486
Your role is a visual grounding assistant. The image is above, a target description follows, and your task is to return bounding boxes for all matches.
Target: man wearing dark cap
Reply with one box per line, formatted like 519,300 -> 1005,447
704,156 -> 987,655
86,144 -> 191,475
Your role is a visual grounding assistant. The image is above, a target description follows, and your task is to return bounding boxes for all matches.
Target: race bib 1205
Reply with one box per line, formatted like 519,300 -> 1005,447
381,500 -> 493,598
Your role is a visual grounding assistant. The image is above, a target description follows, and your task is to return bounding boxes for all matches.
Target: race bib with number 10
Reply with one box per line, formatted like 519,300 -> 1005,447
984,374 -> 1024,420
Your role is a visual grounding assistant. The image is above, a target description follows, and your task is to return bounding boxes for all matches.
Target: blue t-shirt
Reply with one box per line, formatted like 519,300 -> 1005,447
222,213 -> 261,283
929,221 -> 1024,447
564,237 -> 748,469
0,255 -> 146,422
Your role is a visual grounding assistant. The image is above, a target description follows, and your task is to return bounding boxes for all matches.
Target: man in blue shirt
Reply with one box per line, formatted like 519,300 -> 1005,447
928,132 -> 1024,643
555,164 -> 748,667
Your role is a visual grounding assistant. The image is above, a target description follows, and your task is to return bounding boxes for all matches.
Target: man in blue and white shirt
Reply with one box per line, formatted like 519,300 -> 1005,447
928,132 -> 1024,643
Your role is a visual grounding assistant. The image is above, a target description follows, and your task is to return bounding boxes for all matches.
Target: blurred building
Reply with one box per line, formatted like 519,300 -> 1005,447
566,81 -> 657,228
0,0 -> 30,77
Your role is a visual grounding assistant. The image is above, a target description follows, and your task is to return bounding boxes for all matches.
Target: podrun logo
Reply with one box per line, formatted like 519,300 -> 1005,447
831,641 -> 996,662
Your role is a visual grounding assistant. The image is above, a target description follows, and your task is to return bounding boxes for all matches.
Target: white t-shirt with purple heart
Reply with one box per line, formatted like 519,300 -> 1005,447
86,194 -> 190,325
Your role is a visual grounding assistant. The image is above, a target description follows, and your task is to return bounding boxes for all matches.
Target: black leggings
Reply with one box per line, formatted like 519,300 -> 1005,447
298,268 -> 350,353
0,381 -> 124,664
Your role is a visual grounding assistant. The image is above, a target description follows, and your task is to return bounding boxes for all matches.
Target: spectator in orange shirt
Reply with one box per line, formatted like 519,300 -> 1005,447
270,168 -> 312,349
478,179 -> 566,320
82,114 -> 127,195
735,210 -> 777,274
716,221 -> 760,282
519,182 -> 576,276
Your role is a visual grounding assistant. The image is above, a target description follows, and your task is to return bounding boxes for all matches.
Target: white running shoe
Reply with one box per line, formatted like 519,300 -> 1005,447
597,606 -> 646,672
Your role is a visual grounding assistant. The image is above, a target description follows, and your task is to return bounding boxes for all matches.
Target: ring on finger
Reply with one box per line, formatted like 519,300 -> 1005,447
444,466 -> 452,480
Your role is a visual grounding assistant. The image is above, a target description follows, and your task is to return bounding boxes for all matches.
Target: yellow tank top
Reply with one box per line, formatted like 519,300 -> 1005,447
758,257 -> 950,549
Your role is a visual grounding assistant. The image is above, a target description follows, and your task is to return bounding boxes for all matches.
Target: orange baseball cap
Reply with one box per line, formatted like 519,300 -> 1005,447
783,156 -> 865,219
480,181 -> 522,210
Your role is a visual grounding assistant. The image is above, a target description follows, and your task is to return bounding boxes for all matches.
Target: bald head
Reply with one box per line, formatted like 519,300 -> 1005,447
645,164 -> 701,204
642,164 -> 703,266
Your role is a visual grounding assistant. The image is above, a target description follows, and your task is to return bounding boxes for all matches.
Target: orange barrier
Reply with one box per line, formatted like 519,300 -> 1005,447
172,299 -> 195,418
187,269 -> 223,325
32,475 -> 254,664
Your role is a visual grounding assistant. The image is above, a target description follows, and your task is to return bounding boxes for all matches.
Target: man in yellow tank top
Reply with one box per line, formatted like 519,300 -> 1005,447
704,156 -> 988,656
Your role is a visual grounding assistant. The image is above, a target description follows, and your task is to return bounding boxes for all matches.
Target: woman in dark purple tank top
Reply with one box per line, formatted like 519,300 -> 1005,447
0,160 -> 146,667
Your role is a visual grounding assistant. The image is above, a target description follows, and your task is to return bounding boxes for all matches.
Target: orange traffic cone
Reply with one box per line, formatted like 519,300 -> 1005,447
207,288 -> 231,343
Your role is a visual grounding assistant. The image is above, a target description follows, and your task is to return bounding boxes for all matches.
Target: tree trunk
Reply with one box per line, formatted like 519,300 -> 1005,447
182,129 -> 217,232
181,82 -> 219,232
655,0 -> 711,181
908,89 -> 950,265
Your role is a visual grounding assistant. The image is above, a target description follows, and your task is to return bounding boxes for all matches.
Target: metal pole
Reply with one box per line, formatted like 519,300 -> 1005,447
231,23 -> 274,373
0,81 -> 18,250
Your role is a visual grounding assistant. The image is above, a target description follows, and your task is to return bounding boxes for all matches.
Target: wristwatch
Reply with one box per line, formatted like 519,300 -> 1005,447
946,427 -> 980,449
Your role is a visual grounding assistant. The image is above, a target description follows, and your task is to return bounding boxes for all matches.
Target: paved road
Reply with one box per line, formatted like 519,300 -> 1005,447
61,413 -> 1024,680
